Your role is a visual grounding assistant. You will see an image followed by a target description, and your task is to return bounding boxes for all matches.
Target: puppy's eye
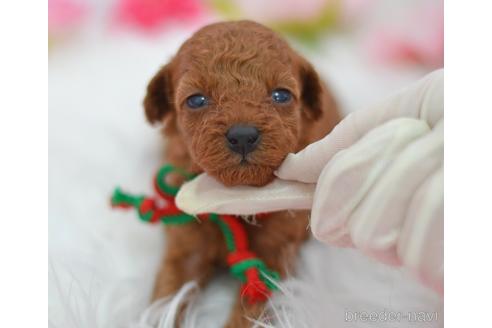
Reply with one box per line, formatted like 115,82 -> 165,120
271,89 -> 292,104
186,94 -> 208,109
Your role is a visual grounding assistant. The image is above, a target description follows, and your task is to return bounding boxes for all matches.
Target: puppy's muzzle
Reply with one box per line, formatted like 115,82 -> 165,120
226,124 -> 260,157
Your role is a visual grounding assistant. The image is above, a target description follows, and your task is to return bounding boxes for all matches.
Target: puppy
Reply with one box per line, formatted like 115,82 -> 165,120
144,20 -> 340,327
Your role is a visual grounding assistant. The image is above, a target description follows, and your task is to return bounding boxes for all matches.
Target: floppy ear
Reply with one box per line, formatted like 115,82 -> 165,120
298,58 -> 325,120
143,63 -> 174,124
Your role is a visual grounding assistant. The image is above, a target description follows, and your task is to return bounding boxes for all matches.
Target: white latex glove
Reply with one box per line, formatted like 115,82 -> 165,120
176,69 -> 443,294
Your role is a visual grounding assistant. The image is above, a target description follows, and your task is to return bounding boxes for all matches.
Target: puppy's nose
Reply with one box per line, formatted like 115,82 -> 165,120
226,125 -> 260,156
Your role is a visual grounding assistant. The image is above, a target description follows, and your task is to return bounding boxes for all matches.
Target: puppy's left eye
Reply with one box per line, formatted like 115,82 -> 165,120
271,89 -> 292,104
186,94 -> 209,109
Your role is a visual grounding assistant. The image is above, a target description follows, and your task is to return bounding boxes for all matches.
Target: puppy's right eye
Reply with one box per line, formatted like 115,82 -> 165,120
186,94 -> 208,109
271,89 -> 292,104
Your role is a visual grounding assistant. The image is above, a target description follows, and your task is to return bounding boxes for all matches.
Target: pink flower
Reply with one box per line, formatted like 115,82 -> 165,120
48,0 -> 88,35
114,0 -> 205,32
365,1 -> 444,68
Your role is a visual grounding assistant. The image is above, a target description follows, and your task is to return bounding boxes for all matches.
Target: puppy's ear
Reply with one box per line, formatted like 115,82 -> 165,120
143,63 -> 174,124
298,58 -> 325,120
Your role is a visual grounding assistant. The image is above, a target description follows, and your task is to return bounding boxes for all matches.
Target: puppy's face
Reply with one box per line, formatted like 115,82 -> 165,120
144,21 -> 325,186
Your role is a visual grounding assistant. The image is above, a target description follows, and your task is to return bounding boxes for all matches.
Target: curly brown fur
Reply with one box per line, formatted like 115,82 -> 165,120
144,21 -> 340,327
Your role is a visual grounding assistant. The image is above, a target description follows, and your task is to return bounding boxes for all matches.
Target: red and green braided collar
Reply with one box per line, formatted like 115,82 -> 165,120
111,164 -> 279,304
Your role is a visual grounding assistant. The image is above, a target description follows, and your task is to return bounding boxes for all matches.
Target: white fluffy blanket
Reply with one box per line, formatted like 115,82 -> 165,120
49,30 -> 443,328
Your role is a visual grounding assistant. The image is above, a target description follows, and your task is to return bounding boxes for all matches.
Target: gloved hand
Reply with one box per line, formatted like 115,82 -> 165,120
176,69 -> 443,294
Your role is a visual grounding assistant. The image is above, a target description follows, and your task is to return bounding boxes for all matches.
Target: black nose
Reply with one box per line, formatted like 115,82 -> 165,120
226,125 -> 260,156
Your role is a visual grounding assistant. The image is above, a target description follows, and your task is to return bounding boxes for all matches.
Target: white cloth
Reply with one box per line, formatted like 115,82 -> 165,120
176,69 -> 444,294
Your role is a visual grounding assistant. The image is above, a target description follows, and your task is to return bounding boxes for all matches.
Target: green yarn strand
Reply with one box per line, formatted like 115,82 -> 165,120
161,214 -> 197,225
230,259 -> 279,291
111,187 -> 144,208
156,165 -> 196,196
112,164 -> 280,299
209,213 -> 236,252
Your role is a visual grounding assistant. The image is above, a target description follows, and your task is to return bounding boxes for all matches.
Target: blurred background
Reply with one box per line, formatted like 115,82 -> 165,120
49,1 -> 443,327
49,0 -> 443,107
